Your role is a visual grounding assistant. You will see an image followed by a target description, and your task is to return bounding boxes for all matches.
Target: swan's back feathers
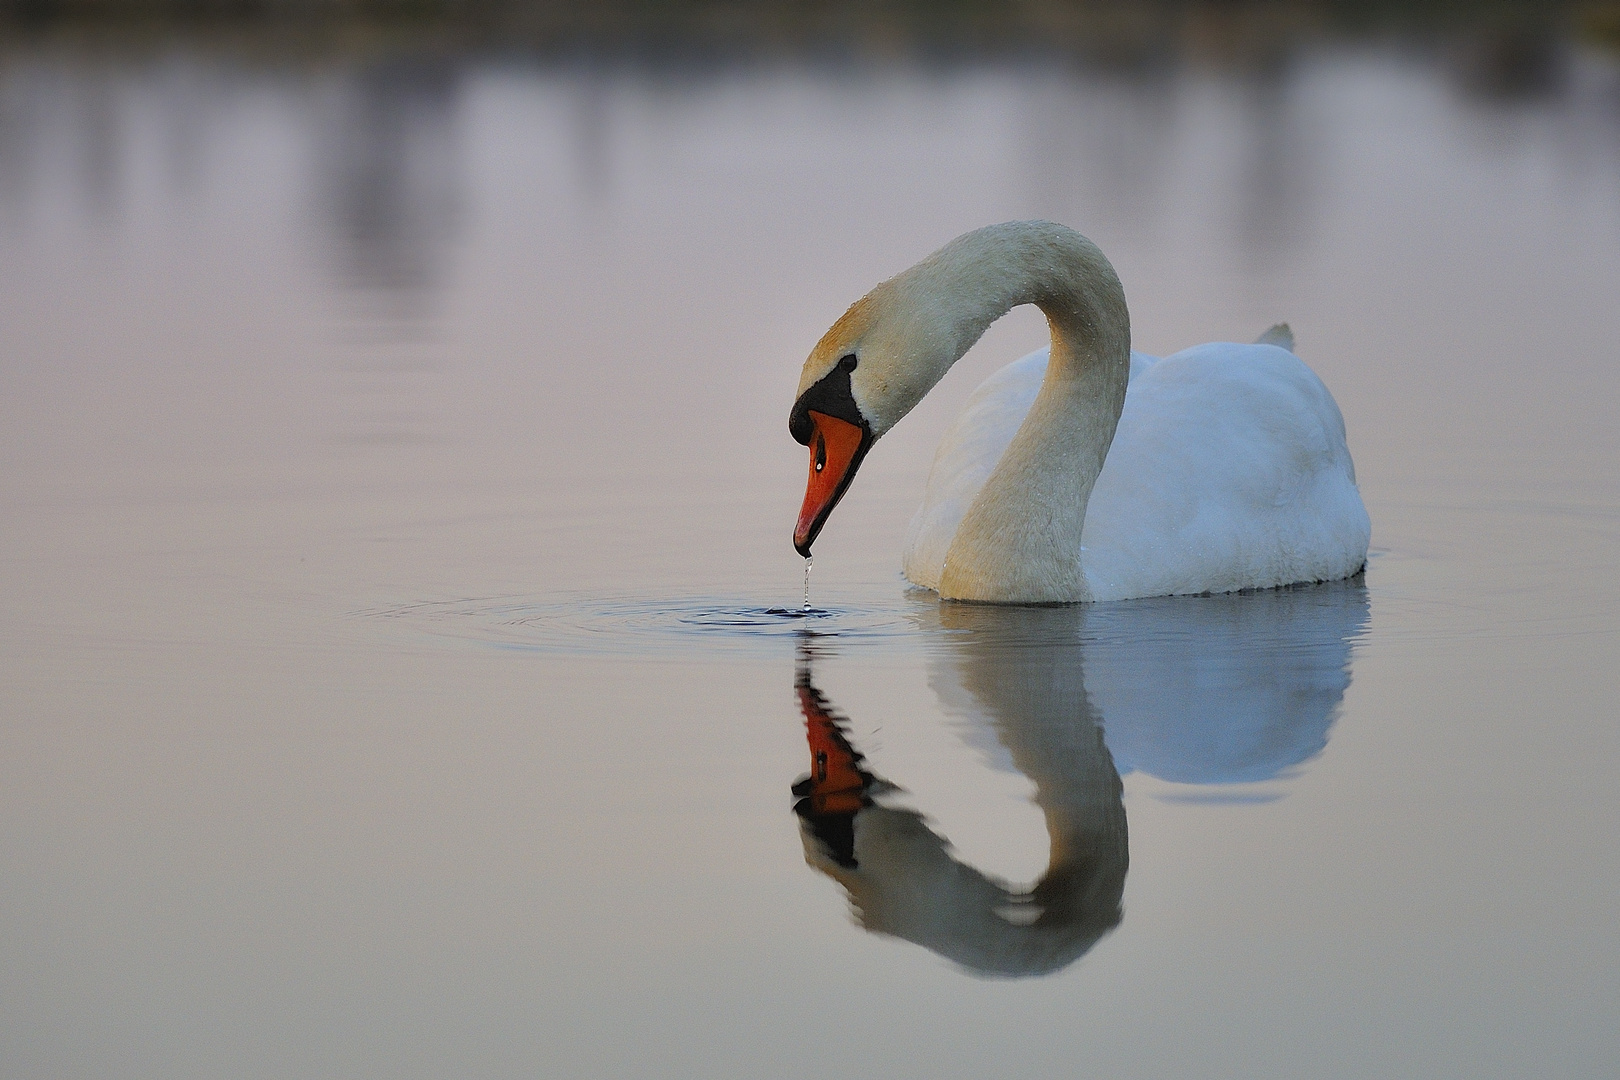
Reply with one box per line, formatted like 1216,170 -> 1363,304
903,341 -> 1370,601
1081,342 -> 1368,599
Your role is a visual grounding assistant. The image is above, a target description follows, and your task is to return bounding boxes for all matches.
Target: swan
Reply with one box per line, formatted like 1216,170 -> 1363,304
789,220 -> 1370,603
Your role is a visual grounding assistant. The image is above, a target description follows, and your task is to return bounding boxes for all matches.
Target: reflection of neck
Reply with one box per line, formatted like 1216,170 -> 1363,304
929,602 -> 1128,911
946,636 -> 1127,904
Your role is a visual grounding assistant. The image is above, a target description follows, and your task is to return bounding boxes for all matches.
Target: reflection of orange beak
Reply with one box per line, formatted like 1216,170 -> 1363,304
794,411 -> 869,557
797,685 -> 867,816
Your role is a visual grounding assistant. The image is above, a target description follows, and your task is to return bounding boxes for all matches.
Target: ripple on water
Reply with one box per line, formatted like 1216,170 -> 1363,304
357,577 -> 1378,660
356,589 -> 939,657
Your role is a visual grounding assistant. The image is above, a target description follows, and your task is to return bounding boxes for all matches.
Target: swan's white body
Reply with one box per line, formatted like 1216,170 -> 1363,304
792,221 -> 1370,603
903,340 -> 1370,601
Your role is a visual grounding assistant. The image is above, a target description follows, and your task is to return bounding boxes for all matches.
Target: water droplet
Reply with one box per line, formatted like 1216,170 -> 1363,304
803,556 -> 813,612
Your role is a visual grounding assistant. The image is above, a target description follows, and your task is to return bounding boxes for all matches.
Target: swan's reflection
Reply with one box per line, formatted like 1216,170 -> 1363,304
793,607 -> 1128,978
792,578 -> 1368,977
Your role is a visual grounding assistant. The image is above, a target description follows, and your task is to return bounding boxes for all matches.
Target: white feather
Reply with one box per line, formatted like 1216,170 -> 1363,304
903,341 -> 1369,601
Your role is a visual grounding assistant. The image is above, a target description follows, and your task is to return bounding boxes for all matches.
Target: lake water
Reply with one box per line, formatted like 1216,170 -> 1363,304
3,25 -> 1619,1079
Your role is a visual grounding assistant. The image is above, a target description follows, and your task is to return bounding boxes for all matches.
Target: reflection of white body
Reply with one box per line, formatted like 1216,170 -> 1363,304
905,339 -> 1372,601
929,583 -> 1370,787
793,222 -> 1371,601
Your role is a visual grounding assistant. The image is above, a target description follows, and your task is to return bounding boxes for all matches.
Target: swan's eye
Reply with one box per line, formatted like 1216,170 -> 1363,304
838,354 -> 857,372
814,433 -> 826,472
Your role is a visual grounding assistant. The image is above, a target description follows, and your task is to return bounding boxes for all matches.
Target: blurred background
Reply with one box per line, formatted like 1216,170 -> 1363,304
3,2 -> 1618,291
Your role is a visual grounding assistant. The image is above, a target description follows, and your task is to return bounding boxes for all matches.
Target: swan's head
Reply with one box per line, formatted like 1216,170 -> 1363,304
789,270 -> 971,556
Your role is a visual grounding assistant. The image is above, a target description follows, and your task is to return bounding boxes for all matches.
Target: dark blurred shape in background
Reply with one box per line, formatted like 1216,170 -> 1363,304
0,3 -> 1616,69
312,54 -> 462,298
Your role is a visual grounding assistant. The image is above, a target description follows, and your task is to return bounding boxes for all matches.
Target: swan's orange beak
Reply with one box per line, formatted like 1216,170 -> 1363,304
794,411 -> 870,557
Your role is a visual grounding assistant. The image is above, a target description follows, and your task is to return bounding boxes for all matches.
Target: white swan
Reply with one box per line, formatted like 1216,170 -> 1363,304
789,221 -> 1370,603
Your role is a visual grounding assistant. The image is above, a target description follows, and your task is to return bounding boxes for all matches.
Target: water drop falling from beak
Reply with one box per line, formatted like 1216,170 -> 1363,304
803,556 -> 813,612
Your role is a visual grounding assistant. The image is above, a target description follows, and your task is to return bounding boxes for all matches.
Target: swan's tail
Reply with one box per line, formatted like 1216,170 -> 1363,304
1255,323 -> 1295,351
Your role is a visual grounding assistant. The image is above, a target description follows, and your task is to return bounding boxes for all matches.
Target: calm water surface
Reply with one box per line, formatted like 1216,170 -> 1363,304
3,31 -> 1619,1079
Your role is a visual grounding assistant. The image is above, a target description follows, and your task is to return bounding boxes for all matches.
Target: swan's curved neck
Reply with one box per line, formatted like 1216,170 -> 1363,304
909,223 -> 1131,602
